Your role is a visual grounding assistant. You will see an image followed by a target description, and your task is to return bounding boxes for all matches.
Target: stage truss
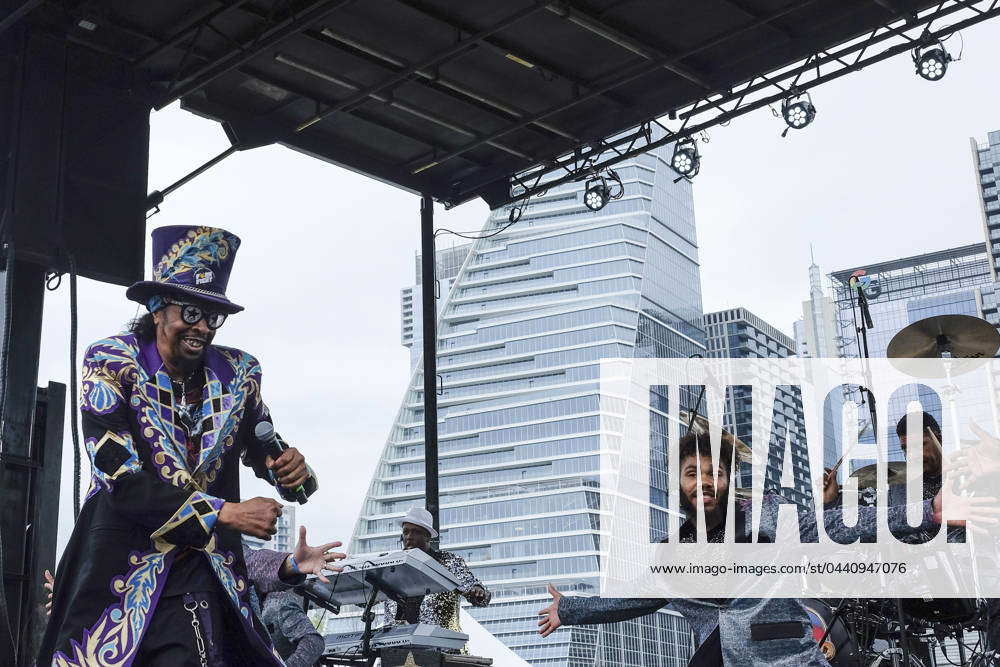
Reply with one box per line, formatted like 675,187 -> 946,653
500,0 -> 1000,213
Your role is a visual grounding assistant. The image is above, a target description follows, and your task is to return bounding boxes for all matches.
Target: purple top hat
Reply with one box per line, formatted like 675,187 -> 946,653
126,225 -> 245,313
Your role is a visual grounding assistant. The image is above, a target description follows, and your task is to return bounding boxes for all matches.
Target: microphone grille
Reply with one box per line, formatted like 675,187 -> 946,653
254,421 -> 275,441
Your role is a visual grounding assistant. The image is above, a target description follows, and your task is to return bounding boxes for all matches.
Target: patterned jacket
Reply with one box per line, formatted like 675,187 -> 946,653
558,492 -> 936,666
261,591 -> 324,667
382,549 -> 491,651
39,334 -> 289,666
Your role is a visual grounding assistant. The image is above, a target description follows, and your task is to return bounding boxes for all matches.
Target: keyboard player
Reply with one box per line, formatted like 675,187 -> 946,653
381,508 -> 492,653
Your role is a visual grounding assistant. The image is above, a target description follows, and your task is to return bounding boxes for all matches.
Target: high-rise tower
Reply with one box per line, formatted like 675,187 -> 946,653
340,139 -> 706,666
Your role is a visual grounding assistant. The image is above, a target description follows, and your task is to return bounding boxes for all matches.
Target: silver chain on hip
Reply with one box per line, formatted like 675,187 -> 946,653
184,599 -> 209,667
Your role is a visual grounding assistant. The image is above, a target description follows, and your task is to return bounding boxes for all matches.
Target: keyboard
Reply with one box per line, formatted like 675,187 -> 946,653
324,623 -> 468,653
300,548 -> 463,608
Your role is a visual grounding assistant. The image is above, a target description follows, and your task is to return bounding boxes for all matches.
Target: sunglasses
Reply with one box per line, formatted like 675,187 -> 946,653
163,297 -> 228,330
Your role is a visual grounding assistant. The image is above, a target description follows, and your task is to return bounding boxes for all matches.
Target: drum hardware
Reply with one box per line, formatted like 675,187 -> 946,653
888,314 -> 1000,607
886,315 -> 1000,379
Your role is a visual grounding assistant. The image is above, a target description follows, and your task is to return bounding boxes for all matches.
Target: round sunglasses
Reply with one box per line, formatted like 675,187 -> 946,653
163,297 -> 228,330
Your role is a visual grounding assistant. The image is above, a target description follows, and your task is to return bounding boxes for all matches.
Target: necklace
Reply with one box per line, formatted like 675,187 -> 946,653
170,368 -> 203,407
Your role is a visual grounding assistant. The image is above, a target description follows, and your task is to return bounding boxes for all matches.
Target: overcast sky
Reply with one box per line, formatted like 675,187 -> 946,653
42,17 -> 1000,553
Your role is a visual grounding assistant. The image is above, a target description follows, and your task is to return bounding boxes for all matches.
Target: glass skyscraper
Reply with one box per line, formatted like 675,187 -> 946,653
703,308 -> 810,507
972,130 -> 1000,283
335,139 -> 705,666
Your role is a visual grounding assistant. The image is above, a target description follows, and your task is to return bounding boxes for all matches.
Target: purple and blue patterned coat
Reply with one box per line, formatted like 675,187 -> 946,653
39,333 -> 289,666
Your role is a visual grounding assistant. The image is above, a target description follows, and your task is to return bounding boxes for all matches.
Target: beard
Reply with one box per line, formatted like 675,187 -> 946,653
680,486 -> 730,524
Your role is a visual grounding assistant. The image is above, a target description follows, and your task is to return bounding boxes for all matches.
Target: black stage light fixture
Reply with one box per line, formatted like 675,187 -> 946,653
913,42 -> 951,81
781,93 -> 817,134
584,176 -> 611,211
671,138 -> 700,179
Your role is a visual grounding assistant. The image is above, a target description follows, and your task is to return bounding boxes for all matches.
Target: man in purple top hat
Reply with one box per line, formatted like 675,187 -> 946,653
39,225 -> 334,666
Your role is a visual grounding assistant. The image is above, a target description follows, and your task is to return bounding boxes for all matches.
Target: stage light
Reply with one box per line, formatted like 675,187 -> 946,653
580,169 -> 624,211
671,139 -> 700,178
913,42 -> 951,81
781,94 -> 816,131
584,178 -> 611,211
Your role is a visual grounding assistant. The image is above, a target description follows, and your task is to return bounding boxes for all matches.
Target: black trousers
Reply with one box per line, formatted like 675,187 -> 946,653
135,592 -> 236,667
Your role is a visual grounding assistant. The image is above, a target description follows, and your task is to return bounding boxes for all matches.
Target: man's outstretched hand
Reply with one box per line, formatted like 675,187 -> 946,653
281,525 -> 347,584
538,583 -> 563,637
932,482 -> 1000,530
219,497 -> 282,539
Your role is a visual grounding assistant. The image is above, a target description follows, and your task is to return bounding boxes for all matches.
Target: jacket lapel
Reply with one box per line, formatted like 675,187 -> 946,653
137,340 -> 191,477
192,347 -> 238,476
194,364 -> 234,472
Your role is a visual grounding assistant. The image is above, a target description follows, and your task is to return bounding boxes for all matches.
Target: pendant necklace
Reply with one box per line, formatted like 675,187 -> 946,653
172,368 -> 201,407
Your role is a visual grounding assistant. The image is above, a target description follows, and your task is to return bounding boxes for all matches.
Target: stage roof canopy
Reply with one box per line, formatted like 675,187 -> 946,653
22,0 -> 995,208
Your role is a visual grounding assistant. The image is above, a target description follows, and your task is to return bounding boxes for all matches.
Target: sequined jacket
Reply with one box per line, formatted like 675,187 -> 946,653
558,493 -> 936,667
39,334 -> 291,667
382,549 -> 491,648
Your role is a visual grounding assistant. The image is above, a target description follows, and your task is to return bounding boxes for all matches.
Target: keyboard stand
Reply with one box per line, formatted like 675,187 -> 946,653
359,577 -> 384,667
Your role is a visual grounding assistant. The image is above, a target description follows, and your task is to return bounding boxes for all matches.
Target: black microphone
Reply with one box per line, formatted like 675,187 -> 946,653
254,421 -> 317,504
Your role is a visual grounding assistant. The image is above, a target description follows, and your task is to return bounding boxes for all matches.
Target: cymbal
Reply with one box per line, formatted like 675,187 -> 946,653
679,410 -> 752,462
849,461 -> 908,488
887,314 -> 1000,378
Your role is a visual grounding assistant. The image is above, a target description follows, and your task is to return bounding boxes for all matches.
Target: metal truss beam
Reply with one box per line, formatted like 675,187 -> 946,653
292,1 -> 552,132
306,27 -> 578,141
269,53 -> 534,160
154,0 -> 352,109
407,0 -> 824,181
456,0 -> 1000,209
393,0 -> 636,112
134,0 -> 253,67
230,2 -> 578,141
78,14 -> 488,187
546,1 -> 717,92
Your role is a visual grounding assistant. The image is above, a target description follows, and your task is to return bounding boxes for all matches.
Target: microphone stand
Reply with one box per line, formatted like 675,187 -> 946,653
849,278 -> 912,667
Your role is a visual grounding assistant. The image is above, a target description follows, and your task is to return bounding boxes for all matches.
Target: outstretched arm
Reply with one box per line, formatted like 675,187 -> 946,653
538,583 -> 669,637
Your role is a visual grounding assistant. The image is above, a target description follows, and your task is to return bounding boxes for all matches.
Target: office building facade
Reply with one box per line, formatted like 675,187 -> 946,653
795,255 -> 839,360
703,307 -> 810,506
402,244 -> 472,371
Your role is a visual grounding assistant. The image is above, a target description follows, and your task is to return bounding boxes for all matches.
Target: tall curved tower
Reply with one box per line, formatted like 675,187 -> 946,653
338,140 -> 706,666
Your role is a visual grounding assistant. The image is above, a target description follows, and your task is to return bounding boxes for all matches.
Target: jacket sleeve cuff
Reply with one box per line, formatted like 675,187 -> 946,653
245,545 -> 301,593
150,491 -> 225,548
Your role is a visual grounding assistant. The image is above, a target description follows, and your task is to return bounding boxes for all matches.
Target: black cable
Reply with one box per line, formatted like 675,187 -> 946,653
0,240 -> 17,665
313,562 -> 341,633
69,253 -> 81,519
434,209 -> 522,241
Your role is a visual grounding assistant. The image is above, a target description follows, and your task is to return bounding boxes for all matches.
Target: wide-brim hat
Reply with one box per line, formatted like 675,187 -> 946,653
401,507 -> 438,538
126,225 -> 245,314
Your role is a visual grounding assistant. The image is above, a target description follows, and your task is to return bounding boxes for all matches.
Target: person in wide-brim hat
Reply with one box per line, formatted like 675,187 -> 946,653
39,224 -> 327,667
380,507 -> 492,654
